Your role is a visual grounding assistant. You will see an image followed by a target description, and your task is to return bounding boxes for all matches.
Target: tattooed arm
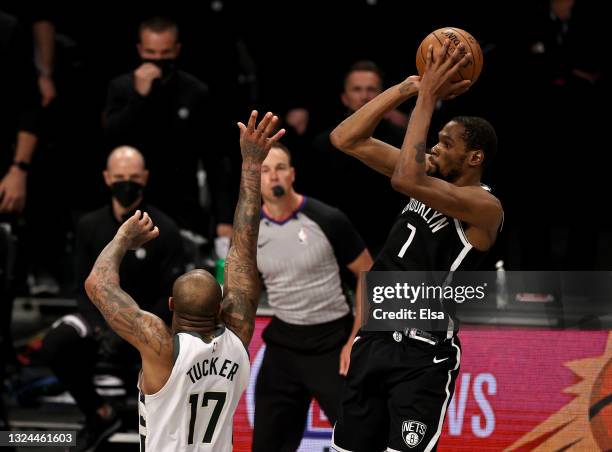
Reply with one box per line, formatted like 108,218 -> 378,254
84,211 -> 173,371
221,111 -> 285,347
329,77 -> 420,178
391,41 -> 501,236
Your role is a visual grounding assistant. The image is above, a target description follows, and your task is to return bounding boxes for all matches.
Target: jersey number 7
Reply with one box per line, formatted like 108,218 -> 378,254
398,222 -> 417,258
187,391 -> 227,444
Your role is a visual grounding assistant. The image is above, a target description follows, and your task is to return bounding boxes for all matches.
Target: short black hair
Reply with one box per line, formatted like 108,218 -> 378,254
270,142 -> 292,165
343,60 -> 384,89
452,116 -> 497,168
139,16 -> 179,41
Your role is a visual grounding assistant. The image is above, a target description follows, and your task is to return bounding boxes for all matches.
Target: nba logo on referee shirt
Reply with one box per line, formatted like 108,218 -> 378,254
178,107 -> 190,119
402,420 -> 427,448
298,227 -> 308,244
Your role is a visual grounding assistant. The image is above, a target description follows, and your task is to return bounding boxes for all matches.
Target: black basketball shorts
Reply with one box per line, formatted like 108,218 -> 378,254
332,331 -> 461,452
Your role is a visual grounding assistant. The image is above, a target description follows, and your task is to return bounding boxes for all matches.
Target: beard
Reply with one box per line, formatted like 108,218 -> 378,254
428,165 -> 461,183
428,153 -> 465,183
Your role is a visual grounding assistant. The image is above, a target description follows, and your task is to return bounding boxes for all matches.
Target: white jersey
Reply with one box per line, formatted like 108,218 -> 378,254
137,327 -> 250,452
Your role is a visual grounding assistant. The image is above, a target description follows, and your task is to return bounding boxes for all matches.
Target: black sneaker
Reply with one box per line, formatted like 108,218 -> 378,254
73,410 -> 121,452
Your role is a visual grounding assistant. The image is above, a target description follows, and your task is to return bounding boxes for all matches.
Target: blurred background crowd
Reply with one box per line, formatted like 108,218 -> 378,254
1,0 -> 608,292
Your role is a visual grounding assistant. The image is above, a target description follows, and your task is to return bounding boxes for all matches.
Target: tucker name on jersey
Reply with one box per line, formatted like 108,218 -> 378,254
186,357 -> 241,383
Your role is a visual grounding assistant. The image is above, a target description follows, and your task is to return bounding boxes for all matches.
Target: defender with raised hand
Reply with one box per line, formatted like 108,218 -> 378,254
84,110 -> 284,452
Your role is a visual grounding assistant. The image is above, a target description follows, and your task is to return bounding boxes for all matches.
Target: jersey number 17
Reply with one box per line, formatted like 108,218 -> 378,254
187,391 -> 227,444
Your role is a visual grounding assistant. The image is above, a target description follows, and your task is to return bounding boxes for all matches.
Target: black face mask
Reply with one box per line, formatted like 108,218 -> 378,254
110,181 -> 144,208
142,58 -> 177,79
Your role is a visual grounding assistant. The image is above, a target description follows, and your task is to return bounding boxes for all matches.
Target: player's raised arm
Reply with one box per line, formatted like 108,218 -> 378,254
329,77 -> 420,178
221,111 -> 285,347
84,211 -> 173,361
390,41 -> 501,234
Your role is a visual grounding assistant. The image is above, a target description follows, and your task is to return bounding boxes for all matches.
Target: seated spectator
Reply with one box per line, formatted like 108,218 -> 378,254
39,146 -> 185,451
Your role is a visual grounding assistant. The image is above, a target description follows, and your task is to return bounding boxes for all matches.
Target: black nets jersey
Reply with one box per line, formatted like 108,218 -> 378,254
373,186 -> 495,273
371,186 -> 500,335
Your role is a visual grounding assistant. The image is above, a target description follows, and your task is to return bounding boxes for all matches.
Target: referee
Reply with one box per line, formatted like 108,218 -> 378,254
252,143 -> 372,452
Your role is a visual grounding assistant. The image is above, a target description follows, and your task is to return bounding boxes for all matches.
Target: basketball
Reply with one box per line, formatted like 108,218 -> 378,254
590,357 -> 612,451
416,27 -> 483,83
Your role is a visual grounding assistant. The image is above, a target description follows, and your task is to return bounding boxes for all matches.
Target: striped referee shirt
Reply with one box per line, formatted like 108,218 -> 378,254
257,197 -> 366,326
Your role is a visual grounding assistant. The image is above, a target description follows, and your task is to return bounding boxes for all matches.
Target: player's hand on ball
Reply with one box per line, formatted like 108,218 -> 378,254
421,39 -> 472,101
237,110 -> 286,164
441,76 -> 472,100
116,210 -> 160,250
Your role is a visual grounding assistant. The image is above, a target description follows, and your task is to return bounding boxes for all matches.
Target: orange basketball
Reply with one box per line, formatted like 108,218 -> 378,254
591,357 -> 612,451
415,27 -> 483,83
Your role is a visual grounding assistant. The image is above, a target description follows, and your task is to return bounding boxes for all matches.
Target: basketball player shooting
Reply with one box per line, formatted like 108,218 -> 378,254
84,111 -> 284,451
329,41 -> 503,451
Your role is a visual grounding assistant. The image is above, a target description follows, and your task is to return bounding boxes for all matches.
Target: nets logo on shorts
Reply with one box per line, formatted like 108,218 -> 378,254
402,420 -> 427,448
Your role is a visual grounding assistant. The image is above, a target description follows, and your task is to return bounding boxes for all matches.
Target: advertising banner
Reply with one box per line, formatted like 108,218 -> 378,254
233,317 -> 612,451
